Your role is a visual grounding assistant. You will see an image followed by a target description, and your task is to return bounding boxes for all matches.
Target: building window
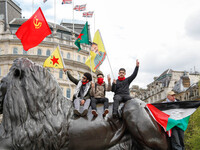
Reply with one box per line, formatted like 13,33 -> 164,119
37,49 -> 42,55
59,70 -> 63,79
46,49 -> 50,56
13,47 -> 18,54
77,55 -> 80,62
83,57 -> 86,63
67,52 -> 70,59
23,49 -> 28,55
66,88 -> 71,98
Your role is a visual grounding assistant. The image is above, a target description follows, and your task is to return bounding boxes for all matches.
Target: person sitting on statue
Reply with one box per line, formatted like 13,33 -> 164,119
63,68 -> 92,117
112,59 -> 139,118
90,73 -> 111,117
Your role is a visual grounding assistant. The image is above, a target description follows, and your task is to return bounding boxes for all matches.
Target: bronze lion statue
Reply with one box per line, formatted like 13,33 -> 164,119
0,58 -> 170,150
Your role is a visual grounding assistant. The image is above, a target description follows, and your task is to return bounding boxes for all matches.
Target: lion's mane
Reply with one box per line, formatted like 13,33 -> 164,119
1,58 -> 73,149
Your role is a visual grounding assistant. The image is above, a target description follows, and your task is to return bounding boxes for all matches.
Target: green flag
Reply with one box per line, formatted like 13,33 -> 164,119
75,21 -> 90,51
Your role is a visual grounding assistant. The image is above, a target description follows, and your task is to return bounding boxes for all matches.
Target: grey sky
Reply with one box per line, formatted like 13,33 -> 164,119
17,0 -> 200,88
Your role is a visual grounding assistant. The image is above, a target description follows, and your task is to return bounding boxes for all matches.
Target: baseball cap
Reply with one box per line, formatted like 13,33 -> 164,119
167,91 -> 176,96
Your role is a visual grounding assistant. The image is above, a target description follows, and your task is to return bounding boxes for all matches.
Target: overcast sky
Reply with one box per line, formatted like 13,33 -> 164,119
16,0 -> 200,88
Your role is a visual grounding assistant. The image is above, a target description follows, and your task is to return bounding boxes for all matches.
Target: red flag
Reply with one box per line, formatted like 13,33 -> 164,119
16,7 -> 51,51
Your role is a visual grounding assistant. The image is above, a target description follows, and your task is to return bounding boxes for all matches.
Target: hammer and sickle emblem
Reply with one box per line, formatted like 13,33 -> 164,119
33,16 -> 42,29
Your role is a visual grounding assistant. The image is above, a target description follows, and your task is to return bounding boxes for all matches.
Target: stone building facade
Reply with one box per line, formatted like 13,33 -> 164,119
130,69 -> 200,103
0,0 -> 99,100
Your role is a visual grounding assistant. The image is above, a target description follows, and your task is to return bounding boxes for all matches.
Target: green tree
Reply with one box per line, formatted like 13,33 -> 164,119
185,107 -> 200,150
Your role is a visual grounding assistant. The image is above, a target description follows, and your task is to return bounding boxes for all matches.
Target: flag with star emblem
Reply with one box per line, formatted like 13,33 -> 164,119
74,21 -> 90,51
43,46 -> 65,69
15,7 -> 51,51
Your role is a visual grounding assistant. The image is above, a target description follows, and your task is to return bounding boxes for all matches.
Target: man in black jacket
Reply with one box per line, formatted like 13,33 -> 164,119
112,59 -> 139,118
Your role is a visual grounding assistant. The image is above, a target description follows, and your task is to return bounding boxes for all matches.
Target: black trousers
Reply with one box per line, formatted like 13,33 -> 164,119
171,126 -> 185,150
112,94 -> 132,114
91,97 -> 109,110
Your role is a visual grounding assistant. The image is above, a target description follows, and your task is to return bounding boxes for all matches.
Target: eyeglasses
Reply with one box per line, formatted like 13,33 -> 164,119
119,71 -> 125,74
82,76 -> 87,80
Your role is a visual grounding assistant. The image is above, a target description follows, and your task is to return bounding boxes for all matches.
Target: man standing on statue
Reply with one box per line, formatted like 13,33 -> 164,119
164,91 -> 185,150
63,68 -> 92,117
112,59 -> 139,118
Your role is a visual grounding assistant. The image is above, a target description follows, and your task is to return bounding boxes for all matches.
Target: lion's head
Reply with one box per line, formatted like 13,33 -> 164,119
0,58 -> 73,149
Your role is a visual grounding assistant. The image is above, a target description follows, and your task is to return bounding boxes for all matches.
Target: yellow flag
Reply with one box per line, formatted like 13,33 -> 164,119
85,30 -> 106,72
43,46 -> 64,69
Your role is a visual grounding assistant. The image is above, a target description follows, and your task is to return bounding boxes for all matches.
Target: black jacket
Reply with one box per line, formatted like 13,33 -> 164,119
112,66 -> 139,95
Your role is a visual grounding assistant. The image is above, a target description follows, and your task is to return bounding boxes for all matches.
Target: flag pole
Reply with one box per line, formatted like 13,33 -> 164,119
99,30 -> 115,79
58,45 -> 66,68
89,50 -> 93,79
58,45 -> 73,99
93,12 -> 95,35
32,0 -> 34,14
54,0 -> 56,29
72,0 -> 74,34
87,19 -> 93,81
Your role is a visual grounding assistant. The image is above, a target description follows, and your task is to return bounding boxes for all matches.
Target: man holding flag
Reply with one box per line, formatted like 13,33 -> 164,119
146,91 -> 200,150
63,68 -> 92,117
164,91 -> 185,150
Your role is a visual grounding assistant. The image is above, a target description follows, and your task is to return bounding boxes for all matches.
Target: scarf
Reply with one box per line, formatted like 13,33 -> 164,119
82,81 -> 89,85
97,78 -> 104,85
118,76 -> 125,81
74,81 -> 91,99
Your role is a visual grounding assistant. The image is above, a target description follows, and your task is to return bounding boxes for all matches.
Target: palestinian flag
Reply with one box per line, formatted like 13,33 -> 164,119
146,101 -> 200,136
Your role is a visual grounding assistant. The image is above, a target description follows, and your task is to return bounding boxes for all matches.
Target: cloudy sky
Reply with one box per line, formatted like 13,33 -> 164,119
16,0 -> 200,88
